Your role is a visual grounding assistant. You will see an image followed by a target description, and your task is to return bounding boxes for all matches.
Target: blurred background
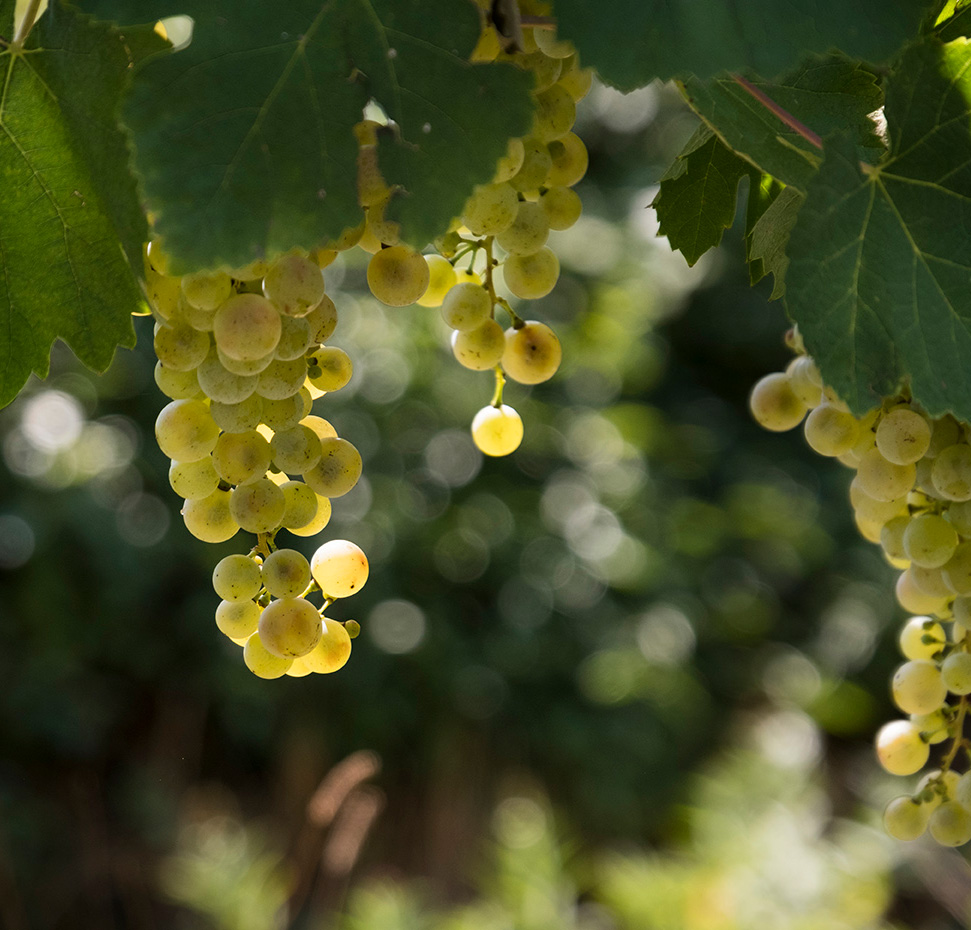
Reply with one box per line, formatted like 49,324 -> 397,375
0,77 -> 965,929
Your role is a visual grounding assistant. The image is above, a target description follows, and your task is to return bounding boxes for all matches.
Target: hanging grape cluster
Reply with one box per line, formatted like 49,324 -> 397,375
750,339 -> 971,846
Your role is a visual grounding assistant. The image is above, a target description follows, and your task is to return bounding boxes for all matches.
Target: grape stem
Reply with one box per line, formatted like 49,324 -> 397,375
727,73 -> 823,151
942,694 -> 970,771
254,533 -> 274,559
12,0 -> 42,49
490,366 -> 506,408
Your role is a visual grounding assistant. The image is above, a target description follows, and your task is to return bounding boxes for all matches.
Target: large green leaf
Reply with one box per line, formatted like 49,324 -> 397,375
83,0 -> 534,273
553,0 -> 930,90
0,1 -> 153,407
747,186 -> 803,299
785,39 -> 971,420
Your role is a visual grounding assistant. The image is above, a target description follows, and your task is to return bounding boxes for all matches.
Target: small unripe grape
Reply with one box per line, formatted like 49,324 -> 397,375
471,404 -> 524,457
748,373 -> 807,432
892,660 -> 947,715
243,632 -> 293,678
311,539 -> 369,598
213,553 -> 263,602
954,597 -> 971,629
303,617 -> 352,673
875,719 -> 929,775
502,321 -> 561,385
927,415 -> 963,458
883,795 -> 930,841
367,245 -> 430,307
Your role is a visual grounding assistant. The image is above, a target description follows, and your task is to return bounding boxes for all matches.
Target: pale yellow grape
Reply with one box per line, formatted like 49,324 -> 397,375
215,599 -> 261,640
947,501 -> 971,536
929,801 -> 971,846
367,245 -> 430,307
509,136 -> 552,192
875,719 -> 930,775
181,270 -> 232,311
903,514 -> 959,568
357,143 -> 389,208
230,258 -> 270,280
308,347 -> 353,392
243,632 -> 293,678
516,51 -> 561,91
311,539 -> 369,598
261,549 -> 312,598
892,660 -> 947,714
441,283 -> 493,332
356,222 -> 384,255
803,403 -> 859,456
213,293 -> 282,361
546,132 -> 588,187
213,553 -> 263,602
197,351 -> 258,404
258,596 -> 322,658
899,616 -> 946,661
146,267 -> 181,319
305,294 -> 338,344
274,315 -> 313,361
417,255 -> 458,308
454,268 -> 482,286
883,796 -> 930,841
303,438 -> 362,498
932,444 -> 971,501
169,457 -> 219,500
210,394 -> 263,433
472,404 -> 524,457
178,298 -> 218,333
849,479 -> 907,524
451,320 -> 506,371
493,137 -> 526,183
298,387 -> 312,417
856,448 -> 916,502
286,490 -> 332,536
749,373 -> 807,432
854,510 -> 885,544
896,568 -> 949,615
496,201 -> 549,255
230,478 -> 286,534
211,430 -> 271,485
366,203 -> 401,247
261,395 -> 304,432
957,772 -> 971,809
308,247 -> 337,269
271,425 -> 321,474
942,652 -> 971,694
909,564 -> 952,598
216,347 -> 274,376
154,321 -> 210,372
918,768 -> 960,804
321,220 -> 365,253
262,253 -> 325,317
912,710 -> 949,744
257,357 -> 308,400
533,26 -> 574,58
502,321 -> 562,385
943,541 -> 971,595
285,656 -> 314,678
182,489 -> 239,543
785,356 -> 823,407
955,597 -> 971,629
538,186 -> 581,230
915,457 -> 944,499
558,61 -> 593,102
301,415 -> 339,441
303,618 -> 352,673
461,183 -> 518,236
928,414 -> 963,457
876,408 -> 931,464
532,84 -> 576,141
155,362 -> 202,400
503,248 -> 560,299
155,399 -> 220,462
880,515 -> 911,563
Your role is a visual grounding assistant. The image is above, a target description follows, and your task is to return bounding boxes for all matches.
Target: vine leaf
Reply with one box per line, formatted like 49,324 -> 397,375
82,0 -> 534,273
0,1 -> 157,408
553,0 -> 930,90
785,39 -> 971,421
747,186 -> 803,299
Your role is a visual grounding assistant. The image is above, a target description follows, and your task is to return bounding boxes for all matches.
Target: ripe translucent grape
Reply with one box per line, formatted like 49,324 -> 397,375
213,553 -> 263,602
502,322 -> 562,385
213,294 -> 282,361
258,596 -> 322,657
274,315 -> 313,361
243,632 -> 293,678
472,404 -> 524,457
495,201 -> 550,255
257,357 -> 308,400
196,351 -> 258,404
367,245 -> 430,307
929,801 -> 971,846
903,514 -> 959,568
532,84 -> 576,142
441,283 -> 493,332
493,137 -> 525,183
211,430 -> 271,485
502,247 -> 560,299
304,438 -> 362,498
271,425 -> 321,474
932,444 -> 971,501
417,255 -> 458,308
308,347 -> 353,392
546,132 -> 588,187
898,616 -> 946,661
154,321 -> 210,372
451,320 -> 506,371
181,270 -> 232,311
169,457 -> 219,500
895,568 -> 949,615
461,183 -> 518,236
942,652 -> 971,694
210,395 -> 263,433
215,599 -> 261,640
261,395 -> 304,432
155,362 -> 202,401
803,403 -> 859,457
155,399 -> 220,462
286,490 -> 332,536
261,549 -> 312,598
876,408 -> 931,465
216,347 -> 274,377
892,660 -> 947,715
230,478 -> 286,534
509,136 -> 552,191
880,515 -> 911,563
875,719 -> 930,775
262,252 -> 325,317
182,489 -> 239,543
311,539 -> 369,598
748,373 -> 807,432
302,617 -> 352,673
300,415 -> 339,441
785,356 -> 823,407
883,796 -> 930,841
943,541 -> 971,595
538,186 -> 581,231
305,294 -> 338,343
856,448 -> 916,502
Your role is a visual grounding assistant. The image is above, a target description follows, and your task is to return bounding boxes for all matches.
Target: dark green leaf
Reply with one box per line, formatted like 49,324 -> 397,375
747,186 -> 803,298
0,1 -> 149,407
785,39 -> 971,419
553,0 -> 929,90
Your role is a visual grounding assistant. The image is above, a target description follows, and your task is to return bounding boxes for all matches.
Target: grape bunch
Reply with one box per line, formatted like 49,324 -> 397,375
749,340 -> 971,845
145,242 -> 369,679
359,18 -> 588,456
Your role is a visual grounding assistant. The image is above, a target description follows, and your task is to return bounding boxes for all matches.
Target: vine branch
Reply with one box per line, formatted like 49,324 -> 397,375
729,73 -> 823,151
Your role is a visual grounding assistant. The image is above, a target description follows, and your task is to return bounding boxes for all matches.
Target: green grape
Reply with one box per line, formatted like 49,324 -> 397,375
856,448 -> 917,502
196,350 -> 258,404
441,283 -> 493,332
516,50 -> 561,91
451,320 -> 506,371
181,270 -> 232,311
899,616 -> 946,661
213,553 -> 263,602
538,186 -> 581,231
803,403 -> 860,457
261,549 -> 312,598
784,356 -> 823,408
749,372 -> 807,432
215,599 -> 261,640
892,660 -> 947,715
533,26 -> 574,58
502,247 -> 560,300
274,315 -> 313,361
493,137 -> 526,183
257,357 -> 308,400
416,255 -> 458,308
311,539 -> 369,598
366,245 -> 430,307
155,362 -> 202,400
876,407 -> 931,465
912,709 -> 949,744
472,404 -> 524,457
546,132 -> 588,187
502,321 -> 562,385
896,568 -> 949,616
262,252 -> 325,317
557,59 -> 593,101
881,515 -> 911,563
230,259 -> 270,281
509,136 -> 553,192
854,510 -> 884,544
302,617 -> 352,673
216,346 -> 275,376
531,84 -> 576,141
875,719 -> 930,775
286,488 -> 332,536
179,299 -> 218,332
308,347 -> 353,393
903,513 -> 959,568
230,478 -> 286,534
918,768 -> 960,805
849,479 -> 907,524
914,456 -> 944,499
182,489 -> 239,543
932,444 -> 971,501
300,415 -> 338,441
883,796 -> 930,841
910,564 -> 952,598
942,652 -> 971,694
943,541 -> 971,595
210,395 -> 263,433
305,294 -> 338,344
285,656 -> 314,678
956,771 -> 971,809
461,183 -> 518,236
145,267 -> 182,319
258,596 -> 322,658
169,457 -> 220,501
154,321 -> 210,372
947,501 -> 971,536
211,430 -> 271,485
155,399 -> 220,462
271,425 -> 321,474
495,201 -> 550,256
303,438 -> 362,498
213,293 -> 282,361
927,414 -> 963,457
261,395 -> 305,432
929,801 -> 971,846
243,632 -> 293,678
